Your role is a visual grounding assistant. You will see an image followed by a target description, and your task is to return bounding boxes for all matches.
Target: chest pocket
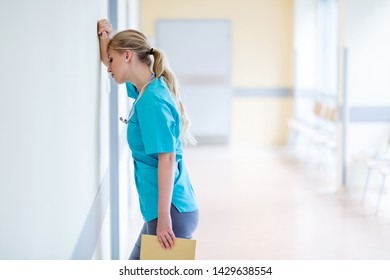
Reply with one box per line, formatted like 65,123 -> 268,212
127,116 -> 144,149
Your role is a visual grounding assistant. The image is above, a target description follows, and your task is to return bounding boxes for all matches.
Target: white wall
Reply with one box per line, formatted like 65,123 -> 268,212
293,0 -> 319,122
344,0 -> 390,107
343,0 -> 390,188
0,0 -> 108,259
294,0 -> 318,91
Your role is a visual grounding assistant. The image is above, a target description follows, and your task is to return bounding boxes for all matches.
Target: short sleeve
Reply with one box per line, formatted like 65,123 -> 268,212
137,99 -> 177,155
126,82 -> 139,99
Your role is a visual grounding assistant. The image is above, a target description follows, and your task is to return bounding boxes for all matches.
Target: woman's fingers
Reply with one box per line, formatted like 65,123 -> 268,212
164,233 -> 174,249
97,20 -> 105,34
98,25 -> 109,35
161,234 -> 171,249
97,19 -> 113,37
157,232 -> 176,249
158,235 -> 169,249
168,232 -> 176,247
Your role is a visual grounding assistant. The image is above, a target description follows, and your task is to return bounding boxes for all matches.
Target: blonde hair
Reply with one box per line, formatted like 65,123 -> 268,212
108,30 -> 197,145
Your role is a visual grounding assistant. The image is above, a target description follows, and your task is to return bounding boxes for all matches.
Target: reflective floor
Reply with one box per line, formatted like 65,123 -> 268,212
185,145 -> 390,259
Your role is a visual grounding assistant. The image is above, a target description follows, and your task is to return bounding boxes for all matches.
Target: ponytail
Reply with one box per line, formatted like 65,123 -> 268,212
152,48 -> 197,145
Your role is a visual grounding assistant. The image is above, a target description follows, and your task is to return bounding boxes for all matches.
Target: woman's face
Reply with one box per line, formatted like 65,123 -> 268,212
107,49 -> 129,84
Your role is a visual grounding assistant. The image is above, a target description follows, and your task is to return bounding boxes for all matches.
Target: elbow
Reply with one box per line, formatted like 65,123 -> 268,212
158,152 -> 176,163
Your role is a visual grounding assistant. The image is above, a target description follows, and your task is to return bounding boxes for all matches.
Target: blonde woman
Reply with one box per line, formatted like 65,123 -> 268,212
97,20 -> 199,260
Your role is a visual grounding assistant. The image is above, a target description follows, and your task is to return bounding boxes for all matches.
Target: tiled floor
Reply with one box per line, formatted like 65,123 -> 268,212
184,145 -> 390,259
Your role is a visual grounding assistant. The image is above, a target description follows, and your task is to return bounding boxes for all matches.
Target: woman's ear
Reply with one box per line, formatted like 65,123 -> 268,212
125,50 -> 132,62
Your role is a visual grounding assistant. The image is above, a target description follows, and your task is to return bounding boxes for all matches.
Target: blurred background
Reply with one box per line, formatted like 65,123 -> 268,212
1,0 -> 390,259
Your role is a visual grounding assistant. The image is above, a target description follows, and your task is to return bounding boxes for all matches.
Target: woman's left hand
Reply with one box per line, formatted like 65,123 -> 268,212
97,19 -> 113,39
156,214 -> 176,249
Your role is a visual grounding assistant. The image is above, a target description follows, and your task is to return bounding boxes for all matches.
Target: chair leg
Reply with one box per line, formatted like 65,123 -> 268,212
375,176 -> 387,215
361,168 -> 372,205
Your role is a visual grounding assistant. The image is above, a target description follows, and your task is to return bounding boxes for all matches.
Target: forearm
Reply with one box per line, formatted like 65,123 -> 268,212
97,19 -> 113,67
99,37 -> 110,67
158,153 -> 176,216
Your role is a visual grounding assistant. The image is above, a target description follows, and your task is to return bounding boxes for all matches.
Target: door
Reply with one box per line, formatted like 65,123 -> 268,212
156,20 -> 232,144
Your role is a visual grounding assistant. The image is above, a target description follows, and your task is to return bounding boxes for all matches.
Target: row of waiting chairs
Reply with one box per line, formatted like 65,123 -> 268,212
288,103 -> 390,217
287,101 -> 338,166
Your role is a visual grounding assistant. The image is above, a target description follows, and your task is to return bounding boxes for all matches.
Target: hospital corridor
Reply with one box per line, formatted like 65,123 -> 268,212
187,145 -> 390,259
1,0 -> 390,261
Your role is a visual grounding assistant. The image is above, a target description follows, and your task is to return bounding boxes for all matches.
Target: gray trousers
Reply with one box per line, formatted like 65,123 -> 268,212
129,204 -> 199,260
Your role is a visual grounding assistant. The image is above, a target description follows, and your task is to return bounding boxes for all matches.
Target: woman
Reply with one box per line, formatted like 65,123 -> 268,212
97,19 -> 199,260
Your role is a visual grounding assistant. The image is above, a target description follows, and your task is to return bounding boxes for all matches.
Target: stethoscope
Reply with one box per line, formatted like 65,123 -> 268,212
119,73 -> 156,124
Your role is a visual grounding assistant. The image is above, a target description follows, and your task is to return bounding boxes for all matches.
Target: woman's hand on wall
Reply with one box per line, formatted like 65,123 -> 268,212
97,19 -> 112,67
97,19 -> 113,39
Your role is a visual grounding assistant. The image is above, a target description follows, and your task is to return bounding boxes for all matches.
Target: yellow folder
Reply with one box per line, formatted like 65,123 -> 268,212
140,234 -> 196,260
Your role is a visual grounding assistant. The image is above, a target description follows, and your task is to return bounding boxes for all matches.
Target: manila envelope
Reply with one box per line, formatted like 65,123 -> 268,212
140,234 -> 196,260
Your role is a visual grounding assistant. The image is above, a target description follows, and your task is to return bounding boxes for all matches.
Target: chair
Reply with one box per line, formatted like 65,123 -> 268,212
357,133 -> 390,209
376,162 -> 390,214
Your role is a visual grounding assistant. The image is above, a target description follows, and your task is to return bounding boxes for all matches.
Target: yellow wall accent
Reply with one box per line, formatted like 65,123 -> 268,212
141,0 -> 293,145
232,97 -> 293,146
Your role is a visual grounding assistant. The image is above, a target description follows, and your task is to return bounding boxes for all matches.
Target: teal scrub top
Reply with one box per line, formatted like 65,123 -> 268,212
125,77 -> 198,222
